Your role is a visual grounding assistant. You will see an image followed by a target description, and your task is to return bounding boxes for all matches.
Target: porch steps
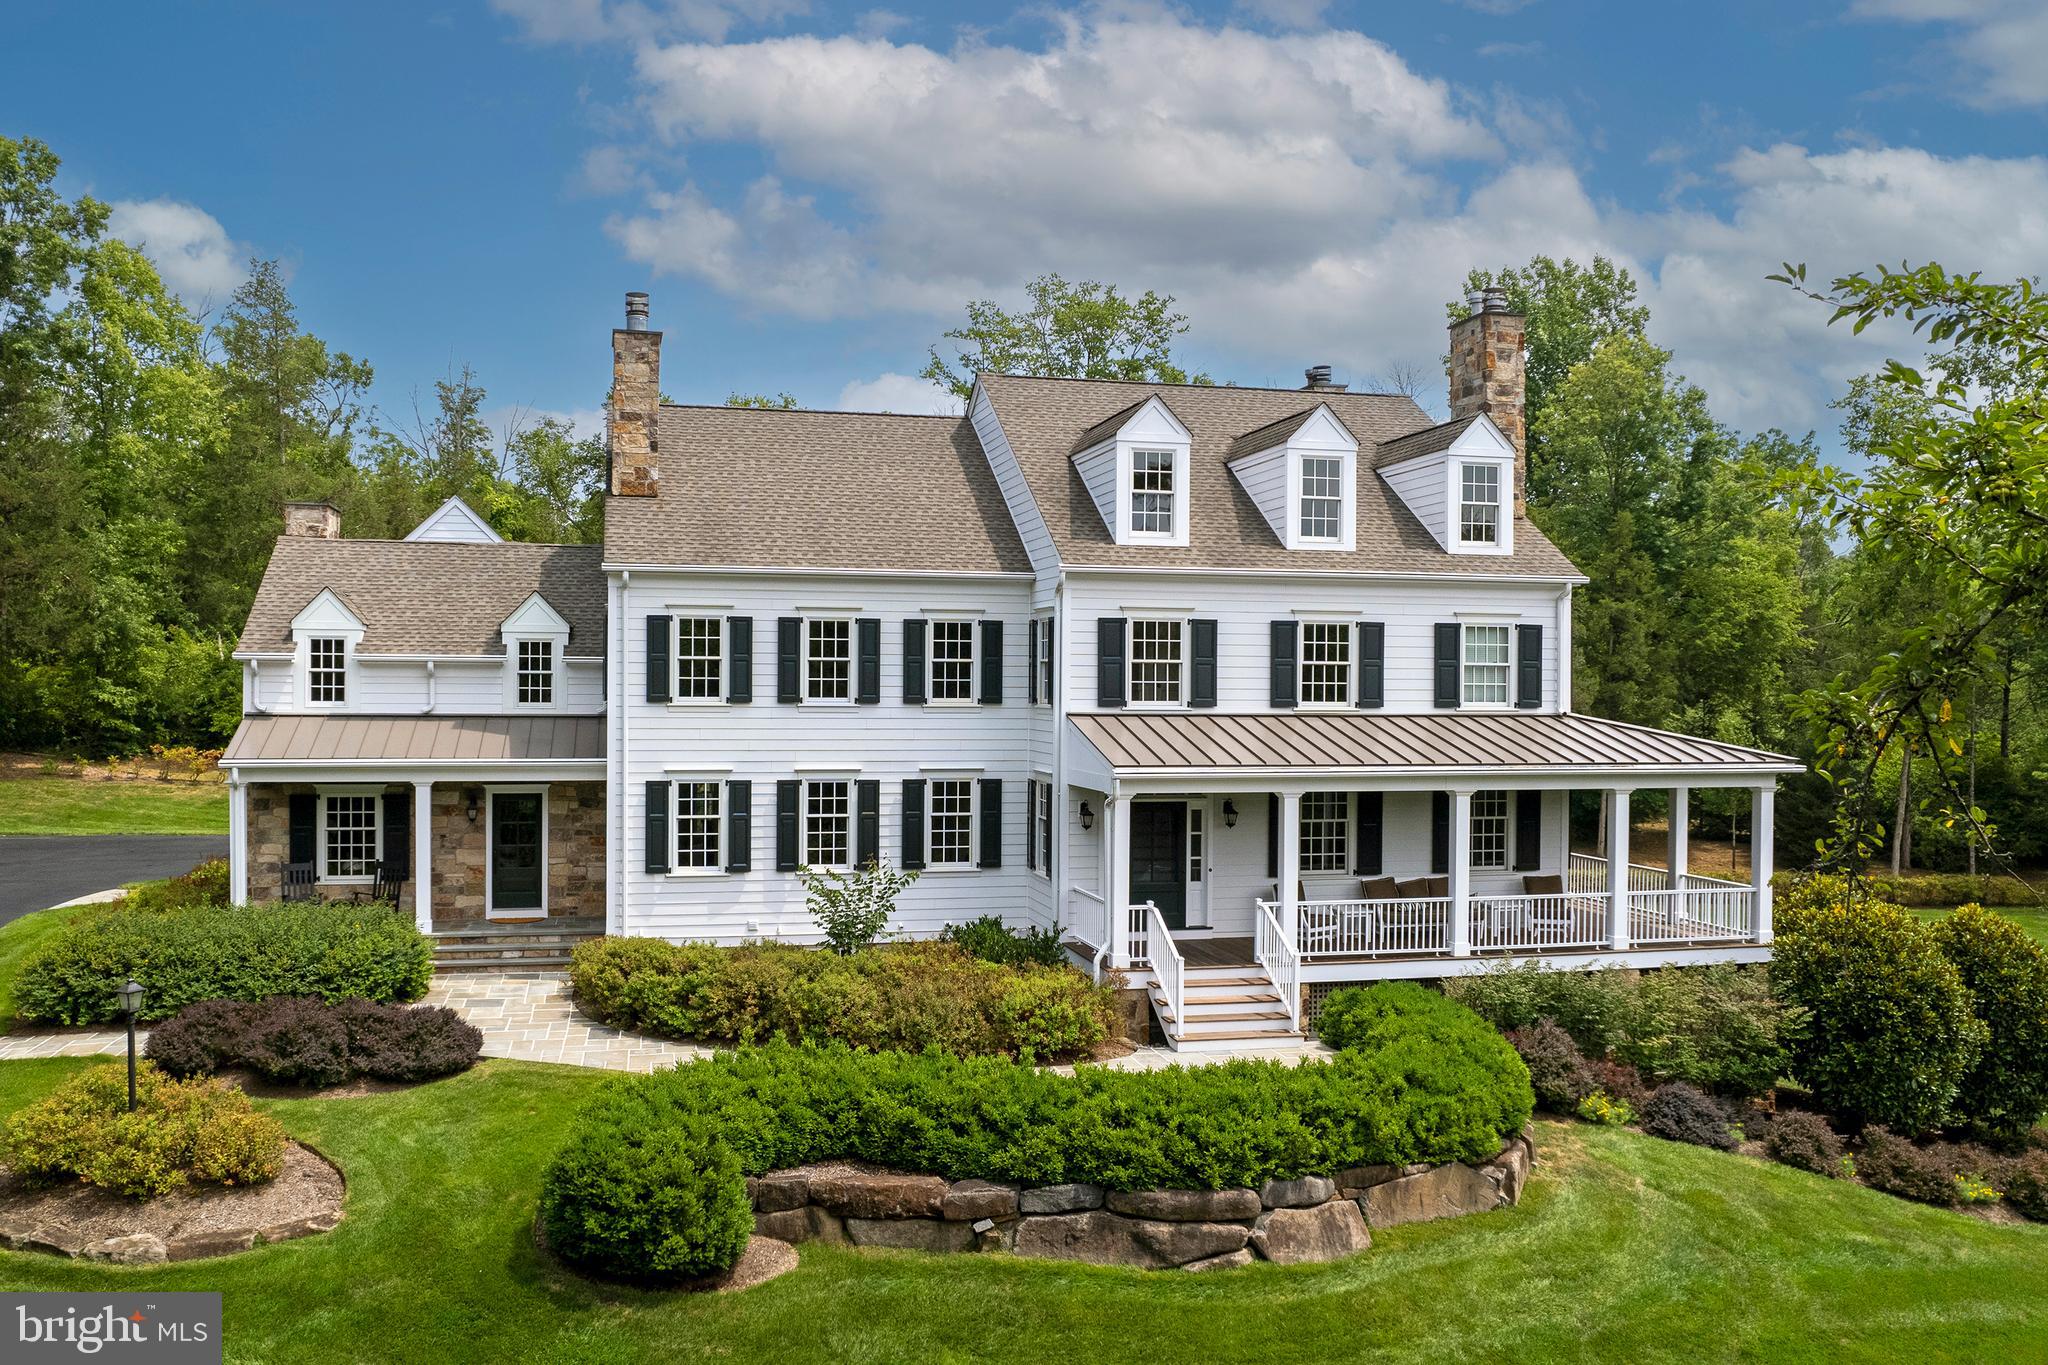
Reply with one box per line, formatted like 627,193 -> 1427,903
430,918 -> 603,973
1152,963 -> 1305,1052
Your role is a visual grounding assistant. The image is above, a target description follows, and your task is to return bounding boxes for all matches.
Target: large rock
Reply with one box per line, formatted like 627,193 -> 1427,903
1251,1202 -> 1371,1265
808,1172 -> 948,1220
846,1217 -> 979,1253
1481,1139 -> 1532,1207
1182,1248 -> 1255,1273
1103,1188 -> 1260,1222
754,1206 -> 846,1245
1259,1176 -> 1335,1209
1013,1212 -> 1249,1269
1018,1183 -> 1104,1214
749,1171 -> 814,1213
1358,1163 -> 1506,1229
85,1233 -> 167,1265
942,1179 -> 1020,1221
1333,1164 -> 1400,1196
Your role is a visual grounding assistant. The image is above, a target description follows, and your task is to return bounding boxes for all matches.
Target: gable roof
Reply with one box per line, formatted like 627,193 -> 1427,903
977,374 -> 1581,577
238,538 -> 605,657
603,405 -> 1032,574
1225,405 -> 1350,462
405,495 -> 503,543
1370,414 -> 1482,470
1070,398 -> 1153,455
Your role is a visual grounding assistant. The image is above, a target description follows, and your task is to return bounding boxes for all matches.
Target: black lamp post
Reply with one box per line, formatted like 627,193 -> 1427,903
118,978 -> 144,1112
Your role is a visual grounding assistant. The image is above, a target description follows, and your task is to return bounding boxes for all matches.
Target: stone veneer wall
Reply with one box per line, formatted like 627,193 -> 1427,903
746,1131 -> 1533,1271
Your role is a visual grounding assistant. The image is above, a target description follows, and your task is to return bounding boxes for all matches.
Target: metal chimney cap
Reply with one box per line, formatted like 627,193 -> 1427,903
624,291 -> 651,331
1465,288 -> 1486,314
1304,364 -> 1334,388
1480,285 -> 1510,313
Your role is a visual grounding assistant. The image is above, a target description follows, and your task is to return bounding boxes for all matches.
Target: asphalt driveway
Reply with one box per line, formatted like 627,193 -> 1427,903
0,834 -> 225,926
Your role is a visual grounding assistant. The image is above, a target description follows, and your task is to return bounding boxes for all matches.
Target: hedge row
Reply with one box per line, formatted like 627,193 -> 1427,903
1771,869 -> 2043,908
13,901 -> 433,1025
569,937 -> 1116,1062
539,984 -> 1534,1282
147,997 -> 482,1088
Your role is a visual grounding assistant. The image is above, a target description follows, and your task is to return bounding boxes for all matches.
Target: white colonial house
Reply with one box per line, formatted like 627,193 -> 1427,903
223,288 -> 1799,1049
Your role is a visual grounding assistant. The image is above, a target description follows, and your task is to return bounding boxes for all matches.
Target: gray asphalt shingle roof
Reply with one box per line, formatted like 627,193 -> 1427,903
1371,414 -> 1481,469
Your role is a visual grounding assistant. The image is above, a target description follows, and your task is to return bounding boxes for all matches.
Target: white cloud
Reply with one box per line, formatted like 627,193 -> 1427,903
1850,0 -> 2048,108
835,371 -> 963,414
1232,0 -> 1332,27
106,198 -> 250,305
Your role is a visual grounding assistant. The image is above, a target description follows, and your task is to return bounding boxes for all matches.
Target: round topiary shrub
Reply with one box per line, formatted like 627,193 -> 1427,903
1771,881 -> 1987,1133
1763,1109 -> 1846,1177
539,1092 -> 751,1283
1502,1020 -> 1595,1113
334,999 -> 482,1081
1929,904 -> 2048,1138
1640,1082 -> 1740,1152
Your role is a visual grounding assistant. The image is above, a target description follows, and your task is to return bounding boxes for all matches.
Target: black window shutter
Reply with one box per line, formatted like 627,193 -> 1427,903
1027,619 -> 1041,704
1043,785 -> 1055,880
901,779 -> 927,870
288,792 -> 317,864
381,791 -> 411,877
1269,620 -> 1299,708
1097,617 -> 1128,708
1266,793 -> 1280,879
1431,792 -> 1450,874
727,617 -> 753,703
1433,623 -> 1462,709
856,619 -> 881,704
775,780 -> 800,870
725,780 -> 752,872
1356,621 -> 1385,709
644,781 -> 670,874
855,780 -> 880,865
1190,619 -> 1218,708
981,620 -> 1004,703
978,778 -> 1003,868
777,618 -> 802,703
1515,790 -> 1542,871
1354,792 -> 1383,876
1024,779 -> 1038,871
903,619 -> 927,704
1517,623 -> 1543,709
646,614 -> 671,704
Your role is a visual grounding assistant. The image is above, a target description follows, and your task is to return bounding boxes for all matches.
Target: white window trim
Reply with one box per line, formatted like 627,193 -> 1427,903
507,633 -> 565,711
803,777 -> 855,871
1298,790 -> 1350,874
1126,446 -> 1182,542
1287,448 -> 1357,551
1460,621 -> 1516,711
302,636 -> 354,710
668,613 -> 729,707
1031,773 -> 1054,880
1296,616 -> 1357,710
1470,789 -> 1510,871
923,773 -> 979,873
667,775 -> 727,878
1125,616 -> 1187,710
315,786 -> 383,885
925,616 -> 981,708
1033,613 -> 1054,708
1449,457 -> 1514,556
803,614 -> 857,706
484,784 -> 550,919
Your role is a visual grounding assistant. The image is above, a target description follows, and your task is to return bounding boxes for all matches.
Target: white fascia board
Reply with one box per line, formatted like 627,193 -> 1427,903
600,562 -> 1033,580
1058,565 -> 1589,586
289,588 -> 365,636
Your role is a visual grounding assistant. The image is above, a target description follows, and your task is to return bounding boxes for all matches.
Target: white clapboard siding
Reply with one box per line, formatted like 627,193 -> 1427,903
1228,446 -> 1290,545
1379,456 -> 1449,551
246,655 -> 602,714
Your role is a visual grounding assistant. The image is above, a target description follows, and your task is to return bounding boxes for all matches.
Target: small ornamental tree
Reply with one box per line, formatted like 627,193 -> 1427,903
798,860 -> 918,954
1930,904 -> 2048,1137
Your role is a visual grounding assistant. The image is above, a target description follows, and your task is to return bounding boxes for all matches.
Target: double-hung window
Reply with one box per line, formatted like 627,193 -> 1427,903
804,779 -> 851,868
1128,618 -> 1183,705
1034,781 -> 1053,875
673,780 -> 723,870
516,639 -> 554,705
322,794 -> 379,880
1299,792 -> 1349,873
1470,790 -> 1509,870
1459,463 -> 1501,545
1034,616 -> 1053,706
1300,456 -> 1343,541
927,779 -> 976,869
674,616 -> 724,700
308,638 -> 347,704
1462,625 -> 1511,706
806,619 -> 852,702
1299,622 -> 1352,705
1130,450 -> 1176,535
930,620 -> 976,702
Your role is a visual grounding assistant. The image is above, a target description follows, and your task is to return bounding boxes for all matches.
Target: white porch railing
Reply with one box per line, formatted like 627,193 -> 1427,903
1568,851 -> 1670,894
1628,888 -> 1756,943
1125,901 -> 1151,968
1270,897 -> 1452,959
1255,902 -> 1301,1031
1145,902 -> 1183,1037
1470,892 -> 1609,952
1681,871 -> 1749,892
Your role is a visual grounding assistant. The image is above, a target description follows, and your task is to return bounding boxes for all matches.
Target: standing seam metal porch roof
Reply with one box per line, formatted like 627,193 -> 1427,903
1069,711 -> 1802,773
222,714 -> 604,764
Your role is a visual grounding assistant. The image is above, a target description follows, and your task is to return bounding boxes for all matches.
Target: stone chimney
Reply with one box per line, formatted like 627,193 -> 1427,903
1447,285 -> 1527,512
609,291 -> 662,497
283,501 -> 341,539
1301,364 -> 1347,393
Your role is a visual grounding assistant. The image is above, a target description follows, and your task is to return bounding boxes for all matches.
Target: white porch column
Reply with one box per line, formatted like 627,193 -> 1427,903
1278,790 -> 1302,947
1107,795 -> 1131,966
1751,784 -> 1775,943
227,775 -> 249,906
1668,787 -> 1690,889
1449,788 -> 1473,956
1607,787 -> 1632,950
413,781 -> 433,934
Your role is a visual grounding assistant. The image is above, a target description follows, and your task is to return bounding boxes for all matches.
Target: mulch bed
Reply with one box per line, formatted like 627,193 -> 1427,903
531,1210 -> 798,1294
0,1140 -> 344,1263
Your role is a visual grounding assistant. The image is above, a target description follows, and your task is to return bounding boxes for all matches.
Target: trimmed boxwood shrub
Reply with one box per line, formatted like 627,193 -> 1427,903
1772,879 -> 1986,1133
540,995 -> 1533,1282
1640,1082 -> 1740,1151
14,901 -> 433,1025
1763,1109 -> 1847,1177
568,937 -> 1115,1061
147,996 -> 481,1086
1928,904 -> 2048,1137
0,1062 -> 285,1197
939,916 -> 1067,968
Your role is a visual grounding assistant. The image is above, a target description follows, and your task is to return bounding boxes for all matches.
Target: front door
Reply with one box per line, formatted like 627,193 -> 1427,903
489,791 -> 545,916
1130,800 -> 1187,930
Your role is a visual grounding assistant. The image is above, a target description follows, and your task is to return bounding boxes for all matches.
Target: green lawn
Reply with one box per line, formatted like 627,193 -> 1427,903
0,1058 -> 2042,1363
1909,903 -> 2048,948
0,902 -> 99,1030
0,776 -> 229,835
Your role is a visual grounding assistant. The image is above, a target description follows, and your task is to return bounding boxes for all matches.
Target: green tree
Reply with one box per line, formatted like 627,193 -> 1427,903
724,391 -> 797,409
921,273 -> 1210,401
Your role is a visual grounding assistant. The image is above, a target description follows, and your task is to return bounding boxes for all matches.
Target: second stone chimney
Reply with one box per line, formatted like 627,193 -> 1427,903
1448,285 -> 1527,512
283,501 -> 341,539
609,290 -> 662,497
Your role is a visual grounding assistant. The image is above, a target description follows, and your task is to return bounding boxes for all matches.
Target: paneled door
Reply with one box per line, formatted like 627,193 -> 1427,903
489,790 -> 545,917
1129,800 -> 1187,930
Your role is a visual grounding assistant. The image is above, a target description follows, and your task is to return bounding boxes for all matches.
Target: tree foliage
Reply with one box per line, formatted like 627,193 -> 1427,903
921,272 -> 1210,401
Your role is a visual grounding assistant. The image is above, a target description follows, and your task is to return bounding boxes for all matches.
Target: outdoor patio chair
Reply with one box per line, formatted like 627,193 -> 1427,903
350,860 -> 406,906
280,860 -> 316,903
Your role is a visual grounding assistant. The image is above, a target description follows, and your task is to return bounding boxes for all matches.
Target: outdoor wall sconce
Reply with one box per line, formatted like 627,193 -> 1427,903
464,788 -> 482,823
1223,798 -> 1238,829
1079,801 -> 1094,831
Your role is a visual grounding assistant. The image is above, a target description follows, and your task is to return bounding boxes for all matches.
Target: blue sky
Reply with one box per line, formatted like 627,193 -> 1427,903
10,0 -> 2046,456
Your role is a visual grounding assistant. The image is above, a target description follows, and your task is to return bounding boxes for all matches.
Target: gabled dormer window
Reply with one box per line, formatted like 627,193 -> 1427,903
308,638 -> 347,704
1071,396 -> 1193,547
1225,404 -> 1357,551
290,588 -> 364,710
1458,463 -> 1502,546
1299,456 -> 1343,541
1130,450 -> 1176,535
501,591 -> 570,711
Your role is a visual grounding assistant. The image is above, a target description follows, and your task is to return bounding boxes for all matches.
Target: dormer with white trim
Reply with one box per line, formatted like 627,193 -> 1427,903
1070,396 -> 1193,548
290,589 -> 365,709
1226,404 -> 1359,551
405,495 -> 503,544
1375,414 -> 1517,556
502,591 -> 570,710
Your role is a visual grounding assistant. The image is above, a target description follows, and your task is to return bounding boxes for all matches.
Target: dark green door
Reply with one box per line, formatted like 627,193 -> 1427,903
491,792 -> 544,913
1130,801 -> 1187,930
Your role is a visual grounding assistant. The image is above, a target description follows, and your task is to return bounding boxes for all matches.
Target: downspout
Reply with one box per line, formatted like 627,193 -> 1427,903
1050,572 -> 1065,940
247,659 -> 266,715
424,659 -> 436,715
613,570 -> 630,936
